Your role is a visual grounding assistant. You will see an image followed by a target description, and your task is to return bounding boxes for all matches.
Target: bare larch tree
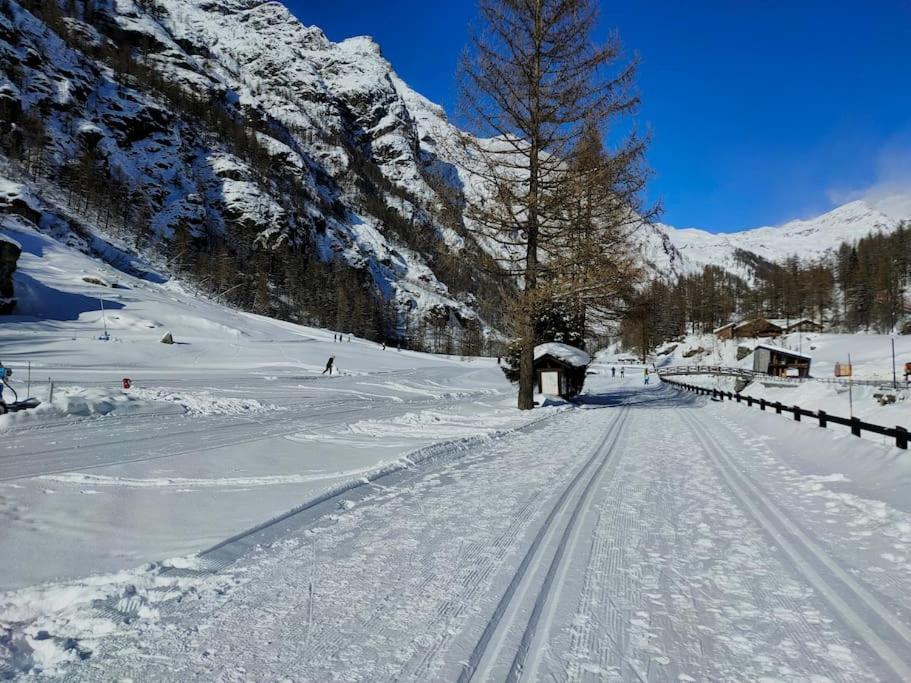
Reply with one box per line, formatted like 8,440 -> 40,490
458,0 -> 653,409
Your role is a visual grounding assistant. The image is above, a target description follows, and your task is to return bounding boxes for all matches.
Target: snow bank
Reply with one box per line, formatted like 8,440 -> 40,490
0,386 -> 154,429
128,388 -> 280,416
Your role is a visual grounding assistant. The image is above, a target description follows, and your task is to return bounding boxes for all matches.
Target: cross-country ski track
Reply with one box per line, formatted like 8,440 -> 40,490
6,375 -> 910,681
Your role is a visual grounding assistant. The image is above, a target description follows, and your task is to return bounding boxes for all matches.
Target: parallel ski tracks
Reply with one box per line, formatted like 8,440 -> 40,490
459,407 -> 631,682
680,408 -> 911,681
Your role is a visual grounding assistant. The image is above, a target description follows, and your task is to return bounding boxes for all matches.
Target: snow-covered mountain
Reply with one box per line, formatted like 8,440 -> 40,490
636,195 -> 911,282
0,0 -> 503,340
1,0 -> 908,333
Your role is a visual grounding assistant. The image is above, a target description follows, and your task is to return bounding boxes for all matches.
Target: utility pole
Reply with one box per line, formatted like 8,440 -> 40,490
891,291 -> 898,390
848,352 -> 854,418
99,297 -> 109,340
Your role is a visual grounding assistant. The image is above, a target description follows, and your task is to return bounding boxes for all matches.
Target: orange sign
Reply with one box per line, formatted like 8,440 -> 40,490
834,362 -> 852,378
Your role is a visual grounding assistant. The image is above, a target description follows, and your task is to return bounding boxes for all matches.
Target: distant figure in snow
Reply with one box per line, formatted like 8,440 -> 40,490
382,342 -> 386,350
643,367 -> 649,385
0,363 -> 9,406
497,356 -> 501,365
611,366 -> 616,378
620,367 -> 625,378
322,356 -> 335,375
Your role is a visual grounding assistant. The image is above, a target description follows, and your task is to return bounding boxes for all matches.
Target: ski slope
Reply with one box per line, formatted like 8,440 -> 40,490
3,217 -> 911,679
4,377 -> 910,680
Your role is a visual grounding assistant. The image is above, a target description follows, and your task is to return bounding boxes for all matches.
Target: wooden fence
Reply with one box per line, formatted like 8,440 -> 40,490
660,376 -> 909,450
659,365 -> 894,388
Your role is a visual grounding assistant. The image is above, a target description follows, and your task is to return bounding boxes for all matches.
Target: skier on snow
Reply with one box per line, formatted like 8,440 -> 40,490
0,363 -> 9,408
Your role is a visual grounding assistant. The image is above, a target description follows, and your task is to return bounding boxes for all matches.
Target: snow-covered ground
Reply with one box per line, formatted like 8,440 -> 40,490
4,375 -> 911,680
598,332 -> 911,437
4,215 -> 911,679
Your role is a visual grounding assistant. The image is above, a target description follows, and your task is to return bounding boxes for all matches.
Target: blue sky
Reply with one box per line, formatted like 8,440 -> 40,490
289,1 -> 911,233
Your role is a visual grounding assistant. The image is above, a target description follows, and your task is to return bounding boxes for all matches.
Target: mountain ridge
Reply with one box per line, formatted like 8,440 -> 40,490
1,0 -> 908,339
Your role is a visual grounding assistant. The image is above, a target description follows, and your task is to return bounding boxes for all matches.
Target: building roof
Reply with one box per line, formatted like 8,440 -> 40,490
533,342 -> 591,368
713,322 -> 736,333
784,318 -> 822,328
735,317 -> 783,330
754,343 -> 812,360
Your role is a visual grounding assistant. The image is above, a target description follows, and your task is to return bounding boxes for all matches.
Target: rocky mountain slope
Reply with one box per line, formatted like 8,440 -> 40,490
0,0 -> 506,346
1,0 -> 907,338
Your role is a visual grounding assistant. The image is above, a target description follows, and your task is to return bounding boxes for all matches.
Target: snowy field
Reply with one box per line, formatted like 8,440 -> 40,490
3,218 -> 911,679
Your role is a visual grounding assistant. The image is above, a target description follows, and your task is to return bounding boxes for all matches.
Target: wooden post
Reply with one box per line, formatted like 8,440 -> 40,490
775,401 -> 782,414
818,410 -> 827,428
896,426 -> 908,450
736,394 -> 741,403
793,406 -> 801,421
760,399 -> 766,411
851,417 -> 861,437
747,396 -> 753,407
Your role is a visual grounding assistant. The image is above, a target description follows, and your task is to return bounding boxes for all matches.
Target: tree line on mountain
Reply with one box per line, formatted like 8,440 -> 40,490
620,222 -> 911,358
2,0 -> 516,354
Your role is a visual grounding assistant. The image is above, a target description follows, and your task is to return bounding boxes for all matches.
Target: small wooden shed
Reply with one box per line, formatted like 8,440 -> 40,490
752,344 -> 812,378
533,343 -> 592,398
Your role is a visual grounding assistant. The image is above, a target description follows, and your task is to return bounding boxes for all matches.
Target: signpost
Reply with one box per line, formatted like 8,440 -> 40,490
847,353 -> 854,419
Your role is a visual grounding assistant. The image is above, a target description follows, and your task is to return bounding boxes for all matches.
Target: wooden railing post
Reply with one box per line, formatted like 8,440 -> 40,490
775,402 -> 782,414
851,418 -> 862,437
760,399 -> 766,411
792,406 -> 801,421
896,426 -> 908,450
818,410 -> 827,428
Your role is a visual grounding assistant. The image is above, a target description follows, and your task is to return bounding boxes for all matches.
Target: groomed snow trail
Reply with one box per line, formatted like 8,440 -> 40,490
16,383 -> 911,681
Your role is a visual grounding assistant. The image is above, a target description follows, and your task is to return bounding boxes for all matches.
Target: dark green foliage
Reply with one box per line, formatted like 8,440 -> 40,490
622,221 -> 911,353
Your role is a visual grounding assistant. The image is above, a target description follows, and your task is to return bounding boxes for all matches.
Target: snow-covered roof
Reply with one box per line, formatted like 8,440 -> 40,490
713,322 -> 736,332
735,317 -> 783,329
754,344 -> 812,360
534,343 -> 591,368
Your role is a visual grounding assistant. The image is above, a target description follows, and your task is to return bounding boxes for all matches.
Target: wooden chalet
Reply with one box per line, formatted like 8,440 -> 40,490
733,317 -> 784,339
784,319 -> 824,334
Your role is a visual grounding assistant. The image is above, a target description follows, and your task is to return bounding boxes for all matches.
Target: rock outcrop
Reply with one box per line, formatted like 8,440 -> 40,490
0,235 -> 20,314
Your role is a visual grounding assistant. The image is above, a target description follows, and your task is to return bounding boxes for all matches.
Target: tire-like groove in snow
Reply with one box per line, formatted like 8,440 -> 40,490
183,410 -> 561,570
680,408 -> 911,680
508,408 -> 631,682
85,411 -> 563,630
458,407 -> 630,683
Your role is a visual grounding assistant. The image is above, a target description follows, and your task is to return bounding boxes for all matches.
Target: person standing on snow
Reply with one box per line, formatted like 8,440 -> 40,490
0,363 -> 9,407
620,366 -> 625,378
322,356 -> 335,375
611,366 -> 616,378
643,367 -> 649,385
